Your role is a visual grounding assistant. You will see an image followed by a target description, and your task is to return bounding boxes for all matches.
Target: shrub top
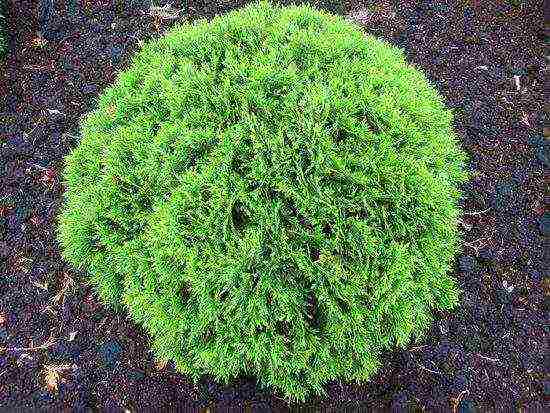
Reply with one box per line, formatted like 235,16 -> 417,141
59,1 -> 467,401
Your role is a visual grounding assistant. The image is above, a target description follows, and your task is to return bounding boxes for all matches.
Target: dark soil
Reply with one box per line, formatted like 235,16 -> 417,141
0,0 -> 545,411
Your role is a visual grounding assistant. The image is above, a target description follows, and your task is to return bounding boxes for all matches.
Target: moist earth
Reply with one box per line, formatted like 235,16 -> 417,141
0,0 -> 545,411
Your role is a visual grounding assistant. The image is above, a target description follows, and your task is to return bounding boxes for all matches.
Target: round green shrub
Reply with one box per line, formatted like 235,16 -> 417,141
59,1 -> 467,401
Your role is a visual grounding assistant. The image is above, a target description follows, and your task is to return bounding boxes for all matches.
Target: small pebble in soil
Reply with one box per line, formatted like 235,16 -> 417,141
235,381 -> 257,400
432,4 -> 449,13
408,10 -> 422,25
394,33 -> 407,45
511,67 -> 528,77
539,213 -> 550,236
60,58 -> 75,72
495,288 -> 513,305
89,23 -> 103,35
5,95 -> 18,111
458,399 -> 475,413
492,181 -> 519,214
435,341 -> 451,359
0,218 -> 6,236
104,398 -> 122,411
536,144 -> 549,167
511,167 -> 529,185
529,269 -> 541,283
390,391 -> 409,411
525,63 -> 539,78
527,135 -> 543,148
439,320 -> 449,336
519,353 -> 538,370
463,8 -> 475,19
128,370 -> 145,381
100,339 -> 122,368
50,341 -> 81,362
8,135 -> 32,156
451,373 -> 469,392
458,255 -> 476,273
81,84 -> 99,95
478,247 -> 496,263
38,0 -> 54,36
110,45 -> 123,65
487,65 -> 505,82
36,391 -> 54,403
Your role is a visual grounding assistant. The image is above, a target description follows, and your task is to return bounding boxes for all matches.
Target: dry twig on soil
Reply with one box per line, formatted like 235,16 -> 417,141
43,364 -> 76,393
2,335 -> 56,352
148,4 -> 181,20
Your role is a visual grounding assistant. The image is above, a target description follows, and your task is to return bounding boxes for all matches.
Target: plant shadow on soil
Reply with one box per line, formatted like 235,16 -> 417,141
0,0 -> 545,411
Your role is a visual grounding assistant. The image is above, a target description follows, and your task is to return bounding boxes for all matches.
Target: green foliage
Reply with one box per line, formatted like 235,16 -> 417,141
58,1 -> 467,401
280,0 -> 343,15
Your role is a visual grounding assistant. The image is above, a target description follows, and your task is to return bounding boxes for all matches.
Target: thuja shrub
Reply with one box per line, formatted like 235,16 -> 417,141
59,1 -> 467,401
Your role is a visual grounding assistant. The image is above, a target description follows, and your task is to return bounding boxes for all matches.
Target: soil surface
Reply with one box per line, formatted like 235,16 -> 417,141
0,0 -> 545,411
